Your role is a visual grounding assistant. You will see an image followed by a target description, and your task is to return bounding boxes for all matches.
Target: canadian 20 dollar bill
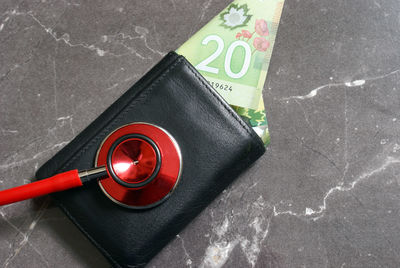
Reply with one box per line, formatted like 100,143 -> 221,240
177,0 -> 285,145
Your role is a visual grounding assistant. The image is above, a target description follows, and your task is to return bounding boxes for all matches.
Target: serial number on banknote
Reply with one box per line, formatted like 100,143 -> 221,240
207,80 -> 233,92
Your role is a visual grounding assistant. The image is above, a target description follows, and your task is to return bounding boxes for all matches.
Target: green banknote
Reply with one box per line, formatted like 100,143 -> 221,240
177,0 -> 284,145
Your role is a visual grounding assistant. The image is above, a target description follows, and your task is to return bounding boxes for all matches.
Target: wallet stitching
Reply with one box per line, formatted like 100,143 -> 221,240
55,55 -> 264,267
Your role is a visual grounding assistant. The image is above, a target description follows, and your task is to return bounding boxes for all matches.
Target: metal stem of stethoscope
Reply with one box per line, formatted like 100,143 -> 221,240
0,134 -> 160,205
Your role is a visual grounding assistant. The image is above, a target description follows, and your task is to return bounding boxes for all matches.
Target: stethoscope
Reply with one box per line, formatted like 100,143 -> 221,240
0,123 -> 182,209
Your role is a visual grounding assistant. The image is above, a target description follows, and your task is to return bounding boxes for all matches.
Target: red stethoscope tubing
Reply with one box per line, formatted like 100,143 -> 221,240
0,170 -> 82,206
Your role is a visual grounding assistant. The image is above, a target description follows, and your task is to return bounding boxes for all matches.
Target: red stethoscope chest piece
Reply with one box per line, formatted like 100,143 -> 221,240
96,123 -> 182,209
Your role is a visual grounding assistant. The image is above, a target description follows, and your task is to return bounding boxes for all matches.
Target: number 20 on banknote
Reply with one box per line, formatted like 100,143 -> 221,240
177,0 -> 283,110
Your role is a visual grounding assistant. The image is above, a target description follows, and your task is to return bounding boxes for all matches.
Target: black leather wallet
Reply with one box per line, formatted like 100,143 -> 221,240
36,52 -> 265,267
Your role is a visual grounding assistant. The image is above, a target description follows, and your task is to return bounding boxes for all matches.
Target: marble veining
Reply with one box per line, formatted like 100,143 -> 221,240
1,0 -> 400,267
282,69 -> 399,101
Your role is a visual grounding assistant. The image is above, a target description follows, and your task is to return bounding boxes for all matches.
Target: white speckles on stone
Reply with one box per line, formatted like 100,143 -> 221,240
57,115 -> 72,121
393,118 -> 397,122
345,79 -> 365,87
240,217 -> 271,267
214,217 -> 229,238
97,49 -> 105,56
380,139 -> 389,145
305,207 -> 315,215
201,196 -> 270,268
28,220 -> 38,231
87,45 -> 105,56
201,240 -> 238,268
393,144 -> 400,153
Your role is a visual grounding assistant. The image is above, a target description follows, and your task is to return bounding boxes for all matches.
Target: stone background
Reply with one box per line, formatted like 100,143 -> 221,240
1,0 -> 400,267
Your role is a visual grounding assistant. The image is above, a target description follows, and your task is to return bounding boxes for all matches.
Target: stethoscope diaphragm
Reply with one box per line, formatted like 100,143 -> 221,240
96,122 -> 182,209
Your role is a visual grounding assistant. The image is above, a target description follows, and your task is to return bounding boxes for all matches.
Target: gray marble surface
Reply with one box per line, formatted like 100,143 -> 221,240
1,0 -> 400,267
